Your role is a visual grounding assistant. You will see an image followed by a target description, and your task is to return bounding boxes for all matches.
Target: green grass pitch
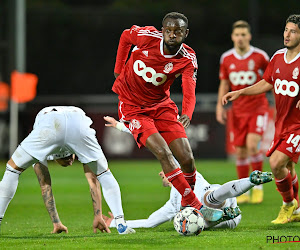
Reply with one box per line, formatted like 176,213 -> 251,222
0,159 -> 299,249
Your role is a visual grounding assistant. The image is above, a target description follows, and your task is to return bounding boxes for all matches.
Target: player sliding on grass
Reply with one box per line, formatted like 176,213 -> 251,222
103,116 -> 273,229
222,15 -> 300,224
112,11 -> 223,221
0,106 -> 134,234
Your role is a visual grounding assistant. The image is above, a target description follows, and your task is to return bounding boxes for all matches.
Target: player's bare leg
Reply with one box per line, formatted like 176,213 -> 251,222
235,146 -> 250,204
269,151 -> 297,224
286,162 -> 300,222
247,133 -> 264,204
146,134 -> 223,222
169,138 -> 196,189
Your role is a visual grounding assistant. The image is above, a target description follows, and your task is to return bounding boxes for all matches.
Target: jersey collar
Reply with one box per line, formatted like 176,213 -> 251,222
284,48 -> 300,64
233,46 -> 254,60
160,39 -> 183,58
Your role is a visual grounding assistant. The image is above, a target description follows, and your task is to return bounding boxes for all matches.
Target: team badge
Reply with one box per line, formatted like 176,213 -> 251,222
129,119 -> 141,131
229,64 -> 236,69
292,67 -> 299,80
163,62 -> 173,73
248,59 -> 255,70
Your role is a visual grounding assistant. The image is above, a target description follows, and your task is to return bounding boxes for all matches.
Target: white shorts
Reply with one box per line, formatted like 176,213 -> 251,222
20,106 -> 105,166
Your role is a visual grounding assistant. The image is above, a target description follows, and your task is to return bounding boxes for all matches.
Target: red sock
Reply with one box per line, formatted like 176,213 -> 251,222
275,172 -> 294,203
165,168 -> 202,209
183,169 -> 196,190
292,174 -> 299,207
236,158 -> 250,179
250,153 -> 263,172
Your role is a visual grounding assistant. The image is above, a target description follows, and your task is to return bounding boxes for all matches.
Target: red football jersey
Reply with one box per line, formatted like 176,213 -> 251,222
219,46 -> 269,114
263,48 -> 300,139
112,25 -> 198,119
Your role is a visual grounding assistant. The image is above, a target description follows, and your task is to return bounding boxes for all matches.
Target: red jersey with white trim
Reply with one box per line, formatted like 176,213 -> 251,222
112,25 -> 197,119
219,46 -> 269,114
263,48 -> 300,139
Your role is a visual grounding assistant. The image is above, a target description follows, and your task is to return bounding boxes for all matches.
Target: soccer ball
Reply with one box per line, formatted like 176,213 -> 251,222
173,207 -> 205,236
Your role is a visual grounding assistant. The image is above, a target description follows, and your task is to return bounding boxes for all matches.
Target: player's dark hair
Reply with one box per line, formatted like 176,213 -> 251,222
162,12 -> 188,28
232,20 -> 251,33
286,14 -> 300,29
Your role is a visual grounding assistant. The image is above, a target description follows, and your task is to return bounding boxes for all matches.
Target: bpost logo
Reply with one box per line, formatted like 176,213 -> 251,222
266,235 -> 300,243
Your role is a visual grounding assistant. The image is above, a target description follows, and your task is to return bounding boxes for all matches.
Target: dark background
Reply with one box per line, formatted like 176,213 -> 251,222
1,0 -> 299,96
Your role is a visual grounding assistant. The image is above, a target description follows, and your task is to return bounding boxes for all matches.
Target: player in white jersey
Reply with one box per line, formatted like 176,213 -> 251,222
103,116 -> 273,230
0,106 -> 135,234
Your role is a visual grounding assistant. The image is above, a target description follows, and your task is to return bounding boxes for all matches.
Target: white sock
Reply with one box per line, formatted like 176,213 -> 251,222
0,165 -> 21,224
97,170 -> 125,224
206,178 -> 254,205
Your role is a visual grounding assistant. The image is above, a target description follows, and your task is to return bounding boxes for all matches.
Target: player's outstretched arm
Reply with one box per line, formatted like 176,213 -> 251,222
83,165 -> 111,233
222,79 -> 273,105
104,116 -> 132,134
33,163 -> 68,234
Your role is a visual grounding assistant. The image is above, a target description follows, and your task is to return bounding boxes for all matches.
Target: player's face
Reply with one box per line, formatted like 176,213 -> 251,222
162,18 -> 189,53
284,22 -> 300,50
231,27 -> 251,50
159,171 -> 172,187
56,154 -> 75,167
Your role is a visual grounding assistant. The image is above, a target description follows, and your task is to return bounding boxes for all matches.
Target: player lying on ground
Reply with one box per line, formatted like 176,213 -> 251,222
103,116 -> 273,229
103,169 -> 272,230
0,106 -> 134,234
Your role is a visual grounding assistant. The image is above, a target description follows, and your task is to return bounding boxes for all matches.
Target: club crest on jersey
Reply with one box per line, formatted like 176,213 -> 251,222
248,59 -> 255,70
292,67 -> 299,80
142,50 -> 149,57
163,62 -> 173,73
129,119 -> 141,131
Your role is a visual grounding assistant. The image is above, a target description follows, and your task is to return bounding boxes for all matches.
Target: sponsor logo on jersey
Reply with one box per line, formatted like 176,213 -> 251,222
133,60 -> 167,86
274,79 -> 299,97
142,50 -> 149,57
129,119 -> 141,131
248,59 -> 255,70
229,71 -> 257,86
229,63 -> 236,69
276,68 -> 280,74
292,67 -> 299,80
163,62 -> 173,73
286,147 -> 293,153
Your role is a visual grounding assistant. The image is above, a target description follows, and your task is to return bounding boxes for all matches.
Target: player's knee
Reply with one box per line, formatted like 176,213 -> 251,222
153,146 -> 173,162
178,155 -> 194,170
269,157 -> 285,175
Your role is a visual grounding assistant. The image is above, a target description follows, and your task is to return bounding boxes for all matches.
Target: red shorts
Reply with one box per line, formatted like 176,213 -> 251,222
118,100 -> 187,148
231,112 -> 268,147
266,133 -> 300,163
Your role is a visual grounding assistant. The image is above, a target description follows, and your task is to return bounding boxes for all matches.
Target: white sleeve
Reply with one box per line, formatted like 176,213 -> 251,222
116,122 -> 132,134
109,200 -> 177,228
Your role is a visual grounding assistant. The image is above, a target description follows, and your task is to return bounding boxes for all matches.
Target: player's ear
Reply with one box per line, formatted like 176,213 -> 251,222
185,28 -> 189,38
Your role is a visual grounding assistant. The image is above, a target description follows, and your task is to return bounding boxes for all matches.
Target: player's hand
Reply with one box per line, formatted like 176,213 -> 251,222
51,222 -> 68,234
102,211 -> 114,227
93,215 -> 111,233
296,100 -> 300,110
216,105 -> 227,125
222,90 -> 242,105
104,116 -> 118,128
178,114 -> 190,128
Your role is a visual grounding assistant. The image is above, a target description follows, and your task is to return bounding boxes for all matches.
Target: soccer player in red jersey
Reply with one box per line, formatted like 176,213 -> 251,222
112,12 -> 223,221
216,20 -> 270,204
222,14 -> 300,224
